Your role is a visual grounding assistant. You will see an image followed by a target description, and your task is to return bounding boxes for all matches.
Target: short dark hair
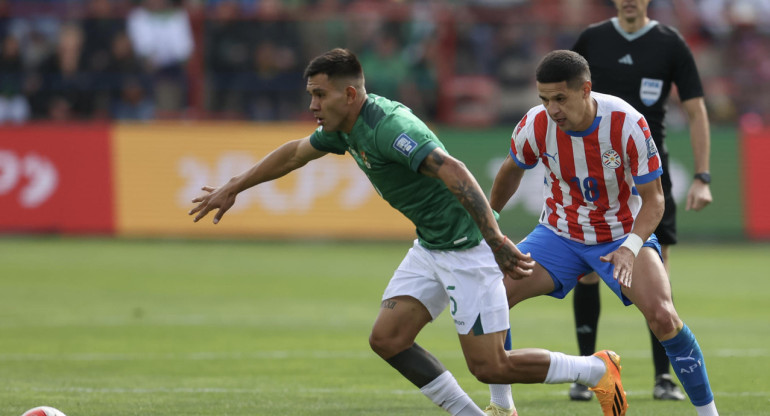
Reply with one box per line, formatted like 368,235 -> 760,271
303,48 -> 363,81
535,50 -> 591,90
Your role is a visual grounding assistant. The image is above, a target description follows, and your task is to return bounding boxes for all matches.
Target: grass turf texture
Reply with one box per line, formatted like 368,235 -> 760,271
0,237 -> 767,415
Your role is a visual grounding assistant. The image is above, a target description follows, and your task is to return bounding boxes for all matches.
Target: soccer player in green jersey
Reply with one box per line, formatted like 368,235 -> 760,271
190,48 -> 627,416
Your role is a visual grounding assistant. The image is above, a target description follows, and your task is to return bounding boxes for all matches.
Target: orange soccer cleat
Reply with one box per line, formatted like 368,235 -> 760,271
589,350 -> 628,416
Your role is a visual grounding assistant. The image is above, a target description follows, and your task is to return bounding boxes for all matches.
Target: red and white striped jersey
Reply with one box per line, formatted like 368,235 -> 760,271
510,92 -> 662,245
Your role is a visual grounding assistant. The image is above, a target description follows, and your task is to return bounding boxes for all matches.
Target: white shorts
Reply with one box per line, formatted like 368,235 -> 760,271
382,239 -> 510,335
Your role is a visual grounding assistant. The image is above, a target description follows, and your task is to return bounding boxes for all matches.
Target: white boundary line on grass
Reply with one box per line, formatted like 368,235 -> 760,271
0,350 -> 375,361
0,348 -> 766,361
3,385 -> 769,399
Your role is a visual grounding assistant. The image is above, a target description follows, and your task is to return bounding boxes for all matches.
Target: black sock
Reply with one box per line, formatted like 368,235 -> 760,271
385,343 -> 446,388
573,282 -> 600,356
650,327 -> 671,377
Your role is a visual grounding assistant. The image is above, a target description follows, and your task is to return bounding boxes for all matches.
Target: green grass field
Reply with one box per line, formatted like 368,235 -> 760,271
1,237 -> 768,415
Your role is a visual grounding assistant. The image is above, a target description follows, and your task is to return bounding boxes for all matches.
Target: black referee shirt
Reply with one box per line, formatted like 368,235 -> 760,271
572,18 -> 704,151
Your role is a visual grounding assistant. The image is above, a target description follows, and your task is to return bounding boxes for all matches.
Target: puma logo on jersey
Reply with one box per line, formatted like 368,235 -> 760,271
618,54 -> 634,65
543,152 -> 558,163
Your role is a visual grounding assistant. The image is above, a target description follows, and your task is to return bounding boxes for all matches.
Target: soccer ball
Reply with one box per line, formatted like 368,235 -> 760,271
21,407 -> 67,416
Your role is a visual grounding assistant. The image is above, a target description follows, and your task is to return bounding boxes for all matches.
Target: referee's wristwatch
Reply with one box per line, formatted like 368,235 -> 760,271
693,172 -> 711,184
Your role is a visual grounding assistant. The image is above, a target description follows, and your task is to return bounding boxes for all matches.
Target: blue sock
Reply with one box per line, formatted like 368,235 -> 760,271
660,324 -> 714,406
504,328 -> 512,350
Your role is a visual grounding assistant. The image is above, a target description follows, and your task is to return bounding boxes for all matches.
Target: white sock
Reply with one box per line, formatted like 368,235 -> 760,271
543,352 -> 606,387
695,400 -> 719,416
489,383 -> 514,410
420,371 -> 485,416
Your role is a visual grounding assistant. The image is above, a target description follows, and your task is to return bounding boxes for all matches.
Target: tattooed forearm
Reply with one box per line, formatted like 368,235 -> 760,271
419,148 -> 500,241
450,179 -> 497,239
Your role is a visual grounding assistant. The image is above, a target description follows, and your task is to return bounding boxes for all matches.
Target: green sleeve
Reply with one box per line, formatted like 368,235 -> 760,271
374,115 -> 442,172
309,128 -> 346,155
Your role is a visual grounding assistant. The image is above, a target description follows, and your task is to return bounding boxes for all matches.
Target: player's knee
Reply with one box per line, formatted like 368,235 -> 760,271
647,305 -> 679,337
467,359 -> 509,384
369,330 -> 410,359
368,331 -> 389,357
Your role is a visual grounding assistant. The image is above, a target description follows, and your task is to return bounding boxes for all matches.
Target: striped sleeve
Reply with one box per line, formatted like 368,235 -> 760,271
510,108 -> 543,169
627,116 -> 662,184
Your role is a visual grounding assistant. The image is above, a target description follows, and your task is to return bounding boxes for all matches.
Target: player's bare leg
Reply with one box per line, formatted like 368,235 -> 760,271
477,265 -> 627,415
370,295 -> 487,415
622,248 -> 718,414
652,244 -> 686,399
461,329 -> 626,416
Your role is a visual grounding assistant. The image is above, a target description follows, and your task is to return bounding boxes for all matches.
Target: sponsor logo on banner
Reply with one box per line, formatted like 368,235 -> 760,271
0,150 -> 58,208
0,124 -> 114,233
177,152 -> 374,214
113,123 -> 412,238
640,78 -> 663,106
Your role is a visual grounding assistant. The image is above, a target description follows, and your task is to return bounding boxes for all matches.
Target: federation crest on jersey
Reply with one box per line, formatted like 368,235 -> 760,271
349,147 -> 371,169
602,149 -> 622,169
640,78 -> 663,106
393,133 -> 418,157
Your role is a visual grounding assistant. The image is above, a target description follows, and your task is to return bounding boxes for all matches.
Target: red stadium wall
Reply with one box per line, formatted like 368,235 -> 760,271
742,127 -> 770,240
0,124 -> 115,234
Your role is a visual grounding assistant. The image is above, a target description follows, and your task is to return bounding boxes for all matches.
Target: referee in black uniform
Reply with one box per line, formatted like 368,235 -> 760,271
567,0 -> 713,402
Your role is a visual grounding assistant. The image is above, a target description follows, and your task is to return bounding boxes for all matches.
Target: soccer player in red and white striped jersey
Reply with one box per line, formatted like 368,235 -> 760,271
488,50 -> 718,416
570,0 -> 713,402
510,92 -> 660,245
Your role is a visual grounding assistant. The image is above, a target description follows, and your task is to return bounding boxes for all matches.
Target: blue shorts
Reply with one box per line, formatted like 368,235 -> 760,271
517,225 -> 663,306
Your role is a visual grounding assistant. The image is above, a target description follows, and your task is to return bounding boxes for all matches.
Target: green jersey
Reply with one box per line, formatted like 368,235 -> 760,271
309,94 -> 482,250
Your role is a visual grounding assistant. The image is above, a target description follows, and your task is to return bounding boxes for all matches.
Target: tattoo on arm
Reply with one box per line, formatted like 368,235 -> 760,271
421,148 -> 497,239
450,180 -> 496,238
419,150 -> 444,177
381,300 -> 397,310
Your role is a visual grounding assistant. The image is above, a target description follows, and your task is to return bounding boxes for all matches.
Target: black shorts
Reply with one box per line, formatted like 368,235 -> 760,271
655,152 -> 677,246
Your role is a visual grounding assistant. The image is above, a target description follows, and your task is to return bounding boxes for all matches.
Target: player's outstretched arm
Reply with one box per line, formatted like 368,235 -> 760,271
189,136 -> 327,224
418,147 -> 534,279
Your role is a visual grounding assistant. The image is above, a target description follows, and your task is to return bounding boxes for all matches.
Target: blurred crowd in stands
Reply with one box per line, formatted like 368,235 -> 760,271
0,0 -> 768,127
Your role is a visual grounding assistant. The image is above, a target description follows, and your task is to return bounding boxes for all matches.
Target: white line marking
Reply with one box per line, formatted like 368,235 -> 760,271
0,350 -> 374,361
0,348 -> 765,362
2,385 -> 767,399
